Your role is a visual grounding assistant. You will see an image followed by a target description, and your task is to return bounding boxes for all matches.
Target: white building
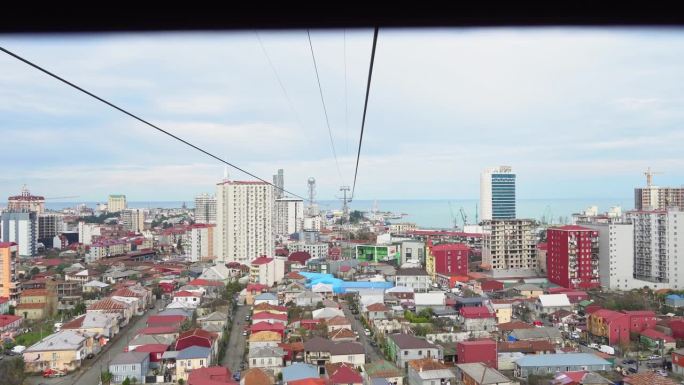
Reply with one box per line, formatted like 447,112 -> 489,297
78,222 -> 101,245
274,197 -> 304,237
480,166 -> 516,221
291,242 -> 329,260
216,180 -> 275,264
108,195 -> 127,213
121,209 -> 146,233
194,193 -> 217,224
626,208 -> 684,290
250,256 -> 285,287
579,217 -> 636,290
482,219 -> 538,278
190,224 -> 215,262
1,211 -> 37,256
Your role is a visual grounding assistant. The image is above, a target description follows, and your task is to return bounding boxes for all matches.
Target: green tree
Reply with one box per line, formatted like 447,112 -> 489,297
122,377 -> 131,385
0,355 -> 26,385
30,267 -> 40,277
178,379 -> 185,385
101,371 -> 113,385
74,302 -> 87,315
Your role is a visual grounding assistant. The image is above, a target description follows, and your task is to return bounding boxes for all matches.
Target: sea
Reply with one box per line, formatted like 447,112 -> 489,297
46,198 -> 633,229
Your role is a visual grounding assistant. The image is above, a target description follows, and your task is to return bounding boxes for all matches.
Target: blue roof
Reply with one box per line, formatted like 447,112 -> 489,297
177,346 -> 211,359
667,294 -> 683,300
255,292 -> 278,300
282,362 -> 319,382
298,272 -> 392,293
515,353 -> 611,367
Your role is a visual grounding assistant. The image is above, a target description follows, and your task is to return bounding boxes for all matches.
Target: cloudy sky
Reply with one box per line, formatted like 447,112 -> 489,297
1,28 -> 684,202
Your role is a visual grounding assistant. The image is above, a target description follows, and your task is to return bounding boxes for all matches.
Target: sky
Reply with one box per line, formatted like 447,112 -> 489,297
1,27 -> 684,202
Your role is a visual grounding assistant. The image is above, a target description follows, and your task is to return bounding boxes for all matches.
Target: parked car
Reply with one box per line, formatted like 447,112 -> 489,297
628,367 -> 638,374
242,330 -> 248,336
588,343 -> 599,349
43,369 -> 66,378
623,359 -> 636,365
650,355 -> 661,360
11,345 -> 25,354
233,371 -> 241,381
656,369 -> 668,377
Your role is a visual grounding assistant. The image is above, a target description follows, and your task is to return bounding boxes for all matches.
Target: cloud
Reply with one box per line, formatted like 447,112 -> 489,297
154,94 -> 235,115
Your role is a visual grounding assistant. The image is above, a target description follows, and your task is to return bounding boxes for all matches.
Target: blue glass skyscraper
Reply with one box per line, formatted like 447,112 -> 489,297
480,166 -> 516,221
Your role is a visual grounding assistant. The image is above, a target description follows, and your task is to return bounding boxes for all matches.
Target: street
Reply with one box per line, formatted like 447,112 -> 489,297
222,304 -> 250,375
341,302 -> 381,362
26,299 -> 160,385
578,345 -> 668,373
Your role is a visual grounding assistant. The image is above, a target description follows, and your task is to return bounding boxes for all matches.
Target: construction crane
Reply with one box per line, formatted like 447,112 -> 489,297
45,196 -> 79,200
644,167 -> 663,187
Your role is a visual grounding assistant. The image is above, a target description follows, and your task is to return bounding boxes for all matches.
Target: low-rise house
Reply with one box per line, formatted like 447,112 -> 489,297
327,316 -> 353,332
385,286 -> 414,302
587,309 -> 630,345
186,279 -> 225,298
88,297 -> 134,326
551,371 -> 614,385
199,264 -> 232,284
109,351 -> 150,384
282,362 -> 320,384
253,312 -> 288,326
395,268 -> 431,293
111,285 -> 152,315
82,280 -> 110,293
549,309 -> 575,329
134,343 -> 169,369
457,340 -> 497,368
312,307 -> 345,320
23,330 -> 95,373
497,341 -> 554,355
282,282 -> 307,305
61,312 -> 119,340
176,346 -> 213,382
514,353 -> 612,379
128,334 -> 176,352
455,363 -> 511,385
325,362 -> 363,385
249,331 -> 282,349
199,311 -> 229,332
366,303 -> 390,321
531,294 -> 573,318
364,360 -> 404,385
459,306 -> 497,332
329,328 -> 357,342
512,284 -> 544,299
147,314 -> 187,328
253,303 -> 288,316
387,334 -> 443,369
496,321 -> 533,337
489,300 -> 513,324
373,319 -> 403,335
175,328 -> 220,361
188,366 -> 236,385
623,372 -> 679,385
251,322 -> 286,337
137,325 -> 180,340
407,358 -> 455,385
0,314 -> 22,338
254,292 -> 279,306
172,290 -> 203,308
329,341 -> 365,365
249,346 -> 286,374
16,288 -> 57,320
640,328 -> 676,350
304,336 -> 333,367
509,326 -> 563,345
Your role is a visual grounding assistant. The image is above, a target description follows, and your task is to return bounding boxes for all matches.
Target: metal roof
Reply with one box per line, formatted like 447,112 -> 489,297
515,353 -> 611,367
456,363 -> 510,384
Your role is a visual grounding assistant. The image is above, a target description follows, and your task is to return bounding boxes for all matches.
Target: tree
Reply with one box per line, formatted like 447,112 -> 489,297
74,302 -> 87,315
122,377 -> 131,385
101,371 -> 113,385
178,379 -> 185,385
30,267 -> 40,277
0,355 -> 26,385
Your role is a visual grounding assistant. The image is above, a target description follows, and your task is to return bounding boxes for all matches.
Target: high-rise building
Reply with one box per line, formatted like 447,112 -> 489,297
480,166 -> 516,221
273,169 -> 284,199
7,185 -> 45,214
274,197 -> 304,237
108,195 -> 127,213
546,225 -> 600,289
425,242 -> 470,280
0,212 -> 38,256
626,208 -> 684,289
0,242 -> 19,303
635,187 -> 684,211
216,180 -> 274,264
579,217 -> 635,291
37,213 -> 64,241
121,209 -> 146,233
190,224 -> 215,262
194,193 -> 217,224
482,219 -> 537,277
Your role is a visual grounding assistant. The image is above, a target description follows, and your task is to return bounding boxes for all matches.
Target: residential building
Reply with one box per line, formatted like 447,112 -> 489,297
455,363 -> 511,385
109,351 -> 150,384
325,362 -> 363,385
23,330 -> 95,373
509,327 -> 563,345
459,307 -> 497,332
61,312 -> 119,338
425,242 -> 469,281
176,346 -> 213,382
394,268 -> 431,293
624,372 -> 680,385
364,360 -> 404,385
514,353 -> 612,379
386,334 -> 443,369
122,209 -> 147,233
640,328 -> 676,350
547,225 -> 600,289
188,366 -> 234,385
635,184 -> 684,211
457,340 -> 497,368
579,218 -> 636,290
250,257 -> 285,287
587,309 -> 629,345
7,186 -> 45,213
626,208 -> 684,289
399,240 -> 425,265
329,341 -> 365,365
480,166 -> 516,221
407,358 -> 455,385
275,197 -> 304,237
0,314 -> 22,339
16,288 -> 57,320
108,194 -> 127,213
390,223 -> 418,235
511,284 -> 544,299
366,303 -> 390,321
249,331 -> 282,349
249,346 -> 286,374
254,293 -> 279,306
282,363 -> 319,384
1,211 -> 37,256
37,212 -> 64,243
0,242 -> 19,303
273,169 -> 285,199
489,300 -> 512,324
216,179 -> 275,264
482,219 -> 537,278
291,243 -> 329,260
190,224 -> 216,262
530,294 -> 573,319
195,193 -> 217,224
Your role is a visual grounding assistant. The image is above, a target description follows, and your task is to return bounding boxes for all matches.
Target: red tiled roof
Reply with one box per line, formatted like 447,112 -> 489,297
289,379 -> 328,385
134,343 -> 170,353
16,303 -> 47,310
178,328 -> 218,341
138,326 -> 179,335
253,312 -> 287,321
288,251 -> 311,264
251,256 -> 274,266
459,306 -> 495,318
641,328 -> 675,343
21,289 -> 50,297
112,287 -> 145,298
61,314 -> 86,329
366,303 -> 389,312
147,315 -> 186,326
241,368 -> 274,385
251,322 -> 285,332
325,363 -> 363,384
0,242 -> 17,248
188,279 -> 225,287
284,271 -> 306,280
188,366 -> 237,385
497,321 -> 534,331
0,315 -> 22,328
88,298 -> 127,310
326,316 -> 351,326
174,290 -> 202,297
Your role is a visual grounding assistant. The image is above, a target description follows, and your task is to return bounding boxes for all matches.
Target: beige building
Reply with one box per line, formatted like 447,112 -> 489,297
482,219 -> 538,278
176,346 -> 212,382
108,195 -> 127,213
0,242 -> 19,304
16,288 -> 57,320
23,330 -> 96,373
216,180 -> 274,264
121,208 -> 147,233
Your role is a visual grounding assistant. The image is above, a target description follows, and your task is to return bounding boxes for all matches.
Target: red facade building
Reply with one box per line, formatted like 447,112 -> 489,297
431,243 -> 470,277
547,225 -> 600,289
457,339 -> 497,368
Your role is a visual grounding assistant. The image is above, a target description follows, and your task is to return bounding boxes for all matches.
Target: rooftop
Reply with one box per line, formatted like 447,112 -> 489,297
515,353 -> 611,367
389,334 -> 436,349
456,363 -> 510,385
110,351 -> 149,365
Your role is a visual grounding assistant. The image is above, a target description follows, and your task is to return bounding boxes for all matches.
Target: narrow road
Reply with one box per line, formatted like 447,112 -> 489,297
222,304 -> 250,375
26,299 -> 160,385
341,302 -> 381,362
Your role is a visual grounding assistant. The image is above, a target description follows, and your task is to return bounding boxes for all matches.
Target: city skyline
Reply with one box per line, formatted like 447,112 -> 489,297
2,28 -> 684,200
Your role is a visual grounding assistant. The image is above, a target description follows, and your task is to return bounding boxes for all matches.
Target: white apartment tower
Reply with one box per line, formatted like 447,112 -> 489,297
194,193 -> 217,224
274,197 -> 304,237
480,166 -> 516,222
626,208 -> 684,289
0,212 -> 38,257
578,217 -> 636,290
216,180 -> 275,264
482,219 -> 537,278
